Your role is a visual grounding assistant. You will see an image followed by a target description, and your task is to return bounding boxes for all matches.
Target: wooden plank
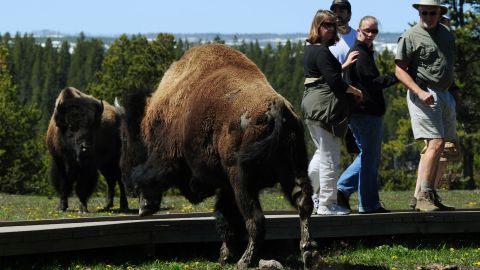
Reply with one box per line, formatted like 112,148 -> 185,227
0,210 -> 479,257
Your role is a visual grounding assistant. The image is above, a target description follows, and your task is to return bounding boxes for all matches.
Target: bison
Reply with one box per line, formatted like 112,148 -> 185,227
118,44 -> 318,268
46,87 -> 128,213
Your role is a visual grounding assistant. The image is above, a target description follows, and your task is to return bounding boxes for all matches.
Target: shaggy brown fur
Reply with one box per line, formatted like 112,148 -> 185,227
46,87 -> 128,213
120,44 -> 318,268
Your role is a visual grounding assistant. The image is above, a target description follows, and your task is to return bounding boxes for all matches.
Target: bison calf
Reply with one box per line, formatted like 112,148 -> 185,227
46,87 -> 128,213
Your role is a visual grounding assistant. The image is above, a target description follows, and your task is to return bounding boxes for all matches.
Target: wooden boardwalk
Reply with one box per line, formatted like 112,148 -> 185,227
1,210 -> 479,257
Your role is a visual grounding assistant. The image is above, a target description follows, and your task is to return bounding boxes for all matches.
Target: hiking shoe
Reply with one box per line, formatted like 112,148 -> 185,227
409,196 -> 417,210
433,191 -> 455,211
311,194 -> 320,214
415,191 -> 440,212
359,206 -> 390,214
317,203 -> 351,215
337,189 -> 351,211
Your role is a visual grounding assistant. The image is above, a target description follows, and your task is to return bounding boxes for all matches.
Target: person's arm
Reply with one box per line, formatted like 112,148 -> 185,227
395,60 -> 434,105
355,51 -> 398,90
316,48 -> 363,100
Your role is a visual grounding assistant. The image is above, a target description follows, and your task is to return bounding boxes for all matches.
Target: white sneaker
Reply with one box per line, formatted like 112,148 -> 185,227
317,203 -> 351,215
311,194 -> 320,213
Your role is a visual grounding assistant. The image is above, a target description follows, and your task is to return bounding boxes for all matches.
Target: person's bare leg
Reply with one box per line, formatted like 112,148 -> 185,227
418,139 -> 444,190
415,138 -> 444,211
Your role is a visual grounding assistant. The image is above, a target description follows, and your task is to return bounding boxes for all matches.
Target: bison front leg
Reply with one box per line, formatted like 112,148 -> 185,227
75,167 -> 99,213
50,159 -> 72,212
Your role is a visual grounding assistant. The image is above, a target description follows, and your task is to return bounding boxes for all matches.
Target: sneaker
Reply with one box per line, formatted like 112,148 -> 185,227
311,194 -> 320,214
317,203 -> 351,215
415,191 -> 440,212
409,196 -> 417,210
433,191 -> 455,211
337,190 -> 351,211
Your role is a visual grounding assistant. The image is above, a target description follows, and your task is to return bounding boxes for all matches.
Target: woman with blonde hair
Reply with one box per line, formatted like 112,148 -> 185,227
302,9 -> 362,215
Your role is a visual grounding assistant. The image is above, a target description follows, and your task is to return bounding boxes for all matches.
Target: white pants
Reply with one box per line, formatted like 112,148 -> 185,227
307,125 -> 341,206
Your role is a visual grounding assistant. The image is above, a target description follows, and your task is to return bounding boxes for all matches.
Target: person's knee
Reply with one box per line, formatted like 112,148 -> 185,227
427,139 -> 445,155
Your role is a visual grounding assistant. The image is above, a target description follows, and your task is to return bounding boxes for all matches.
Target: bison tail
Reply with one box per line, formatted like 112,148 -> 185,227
238,98 -> 309,177
238,99 -> 286,168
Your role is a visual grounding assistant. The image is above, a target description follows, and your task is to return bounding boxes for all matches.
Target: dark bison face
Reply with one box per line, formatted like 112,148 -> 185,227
54,97 -> 104,164
131,162 -> 164,216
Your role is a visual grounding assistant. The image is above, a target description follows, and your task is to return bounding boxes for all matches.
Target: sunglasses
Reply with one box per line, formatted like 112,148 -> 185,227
321,22 -> 337,29
420,11 -> 438,16
361,28 -> 379,35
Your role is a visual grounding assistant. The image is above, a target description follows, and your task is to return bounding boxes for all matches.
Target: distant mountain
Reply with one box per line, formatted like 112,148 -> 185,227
4,30 -> 402,53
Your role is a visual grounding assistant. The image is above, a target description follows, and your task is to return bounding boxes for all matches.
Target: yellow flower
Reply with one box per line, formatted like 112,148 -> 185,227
474,261 -> 480,266
391,255 -> 398,260
468,201 -> 478,205
450,248 -> 455,252
391,267 -> 397,270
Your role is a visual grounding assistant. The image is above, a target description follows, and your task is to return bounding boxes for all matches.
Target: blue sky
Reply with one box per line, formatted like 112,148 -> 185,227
1,0 -> 425,36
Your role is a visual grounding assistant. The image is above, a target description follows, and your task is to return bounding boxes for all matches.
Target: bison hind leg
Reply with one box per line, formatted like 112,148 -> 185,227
214,188 -> 247,265
280,175 -> 320,270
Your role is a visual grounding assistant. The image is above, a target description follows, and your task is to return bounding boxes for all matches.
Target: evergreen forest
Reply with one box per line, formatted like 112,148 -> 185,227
0,1 -> 478,196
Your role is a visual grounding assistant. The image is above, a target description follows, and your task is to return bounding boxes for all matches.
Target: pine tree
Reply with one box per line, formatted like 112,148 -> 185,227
88,33 -> 176,103
0,44 -> 48,194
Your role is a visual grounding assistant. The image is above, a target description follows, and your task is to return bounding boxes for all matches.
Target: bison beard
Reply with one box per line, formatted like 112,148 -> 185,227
46,87 -> 129,213
119,44 -> 319,268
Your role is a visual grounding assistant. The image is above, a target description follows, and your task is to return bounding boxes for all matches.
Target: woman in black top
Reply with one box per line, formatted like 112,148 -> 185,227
336,16 -> 398,214
301,9 -> 362,215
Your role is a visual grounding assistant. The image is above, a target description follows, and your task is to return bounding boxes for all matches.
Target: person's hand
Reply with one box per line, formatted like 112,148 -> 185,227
347,85 -> 363,102
417,91 -> 434,105
342,51 -> 359,69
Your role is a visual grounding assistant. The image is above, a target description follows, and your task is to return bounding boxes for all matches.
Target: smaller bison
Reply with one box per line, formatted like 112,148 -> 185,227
46,87 -> 128,213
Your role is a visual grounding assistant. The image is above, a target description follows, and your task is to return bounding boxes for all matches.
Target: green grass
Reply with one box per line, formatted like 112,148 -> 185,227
1,190 -> 479,269
0,189 -> 479,221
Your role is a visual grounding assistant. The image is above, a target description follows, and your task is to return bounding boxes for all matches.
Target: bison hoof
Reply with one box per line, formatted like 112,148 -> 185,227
139,207 -> 157,217
303,250 -> 321,270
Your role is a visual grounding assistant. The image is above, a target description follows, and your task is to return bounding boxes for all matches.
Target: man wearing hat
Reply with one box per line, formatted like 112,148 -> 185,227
395,0 -> 457,211
329,0 -> 358,65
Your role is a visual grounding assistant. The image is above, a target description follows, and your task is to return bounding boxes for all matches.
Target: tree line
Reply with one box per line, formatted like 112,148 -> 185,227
0,1 -> 478,195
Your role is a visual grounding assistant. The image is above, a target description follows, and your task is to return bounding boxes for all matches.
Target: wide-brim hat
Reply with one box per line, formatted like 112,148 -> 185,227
413,0 -> 448,15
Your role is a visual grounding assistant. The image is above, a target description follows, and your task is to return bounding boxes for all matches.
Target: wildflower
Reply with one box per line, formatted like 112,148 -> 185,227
468,201 -> 478,205
474,261 -> 480,266
450,248 -> 455,252
391,268 -> 397,270
391,255 -> 398,260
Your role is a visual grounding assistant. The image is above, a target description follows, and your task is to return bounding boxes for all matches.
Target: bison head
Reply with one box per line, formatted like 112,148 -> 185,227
54,97 -> 104,164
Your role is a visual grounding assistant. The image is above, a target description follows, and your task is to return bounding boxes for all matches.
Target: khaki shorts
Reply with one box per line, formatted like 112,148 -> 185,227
420,140 -> 462,162
407,88 -> 457,141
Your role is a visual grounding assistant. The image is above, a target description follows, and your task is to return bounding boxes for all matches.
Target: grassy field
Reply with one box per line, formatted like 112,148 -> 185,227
0,189 -> 479,221
1,189 -> 479,269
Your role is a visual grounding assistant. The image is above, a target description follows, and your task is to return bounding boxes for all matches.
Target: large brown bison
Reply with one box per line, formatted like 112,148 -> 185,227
46,87 -> 128,213
118,44 -> 318,268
